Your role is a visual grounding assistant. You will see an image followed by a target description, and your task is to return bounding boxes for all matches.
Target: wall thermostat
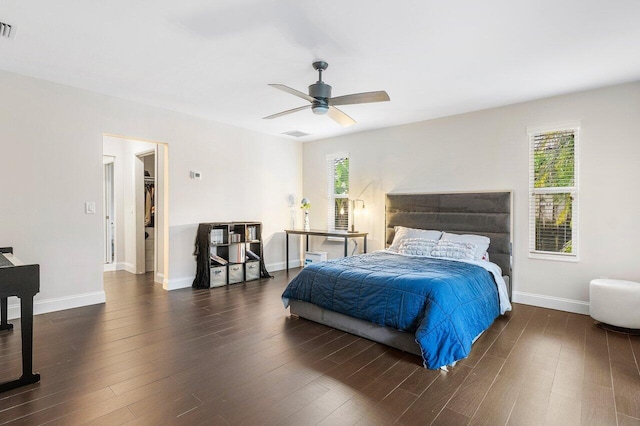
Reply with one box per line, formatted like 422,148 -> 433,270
190,171 -> 202,180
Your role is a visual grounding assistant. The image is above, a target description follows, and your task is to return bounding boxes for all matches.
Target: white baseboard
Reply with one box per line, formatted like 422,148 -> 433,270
104,263 -> 117,272
123,262 -> 136,274
156,272 -> 165,285
165,276 -> 193,291
7,291 -> 106,320
513,291 -> 590,315
103,262 -> 125,272
163,260 -> 303,291
267,259 -> 302,271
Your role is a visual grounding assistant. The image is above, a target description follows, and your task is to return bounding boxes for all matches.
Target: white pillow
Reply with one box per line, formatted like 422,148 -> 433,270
430,240 -> 477,260
397,238 -> 439,256
388,226 -> 442,252
441,232 -> 490,260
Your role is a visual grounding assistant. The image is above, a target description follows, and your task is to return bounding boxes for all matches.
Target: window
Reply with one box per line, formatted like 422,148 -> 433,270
327,153 -> 349,231
528,122 -> 579,260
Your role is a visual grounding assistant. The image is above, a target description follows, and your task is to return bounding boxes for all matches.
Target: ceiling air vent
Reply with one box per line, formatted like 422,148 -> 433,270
282,130 -> 310,138
0,21 -> 16,39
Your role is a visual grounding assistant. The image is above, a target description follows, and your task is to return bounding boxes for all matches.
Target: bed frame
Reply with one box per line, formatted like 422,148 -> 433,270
289,191 -> 513,359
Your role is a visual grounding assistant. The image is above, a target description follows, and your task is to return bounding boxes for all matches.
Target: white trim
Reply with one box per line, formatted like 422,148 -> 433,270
528,252 -> 579,262
103,262 -> 125,272
526,121 -> 581,135
164,276 -> 193,290
513,291 -> 589,315
325,152 -> 350,161
103,263 -> 117,272
156,272 -> 165,284
123,262 -> 137,274
164,260 -> 304,291
267,259 -> 303,271
7,291 -> 106,320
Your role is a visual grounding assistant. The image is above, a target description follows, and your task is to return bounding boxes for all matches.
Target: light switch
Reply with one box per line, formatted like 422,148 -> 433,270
85,202 -> 96,214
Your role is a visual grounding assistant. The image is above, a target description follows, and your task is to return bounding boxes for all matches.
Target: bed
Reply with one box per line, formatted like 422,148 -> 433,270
282,191 -> 513,369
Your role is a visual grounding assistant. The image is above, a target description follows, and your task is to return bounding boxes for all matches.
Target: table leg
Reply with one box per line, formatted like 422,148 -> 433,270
306,235 -> 309,252
285,233 -> 289,272
0,297 -> 12,331
344,238 -> 348,257
364,236 -> 367,253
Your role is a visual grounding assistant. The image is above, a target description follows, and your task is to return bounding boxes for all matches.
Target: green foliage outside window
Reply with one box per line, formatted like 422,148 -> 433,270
334,157 -> 349,195
534,132 -> 574,188
532,131 -> 575,253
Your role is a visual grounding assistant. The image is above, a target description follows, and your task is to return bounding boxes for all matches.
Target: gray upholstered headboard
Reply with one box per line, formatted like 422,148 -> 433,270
385,191 -> 512,298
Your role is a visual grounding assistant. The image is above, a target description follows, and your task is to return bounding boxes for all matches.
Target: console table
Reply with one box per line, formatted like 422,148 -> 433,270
284,229 -> 368,271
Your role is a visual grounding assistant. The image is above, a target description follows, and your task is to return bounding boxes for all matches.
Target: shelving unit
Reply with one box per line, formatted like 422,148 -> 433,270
193,222 -> 267,289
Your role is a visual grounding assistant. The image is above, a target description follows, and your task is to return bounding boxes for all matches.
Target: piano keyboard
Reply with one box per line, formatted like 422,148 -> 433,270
0,254 -> 12,268
0,253 -> 22,268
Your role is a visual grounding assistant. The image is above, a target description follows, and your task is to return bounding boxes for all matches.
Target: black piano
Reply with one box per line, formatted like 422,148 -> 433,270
0,247 -> 40,392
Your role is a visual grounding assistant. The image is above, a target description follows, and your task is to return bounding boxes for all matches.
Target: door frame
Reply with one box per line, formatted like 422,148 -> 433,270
103,157 -> 115,265
102,133 -> 170,288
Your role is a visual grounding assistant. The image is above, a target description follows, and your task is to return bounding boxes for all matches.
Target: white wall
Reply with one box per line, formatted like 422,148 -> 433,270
302,82 -> 640,314
0,70 -> 302,317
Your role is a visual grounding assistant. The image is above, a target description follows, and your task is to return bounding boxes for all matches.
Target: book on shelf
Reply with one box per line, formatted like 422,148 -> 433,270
210,229 -> 224,245
210,254 -> 228,265
228,244 -> 245,263
247,226 -> 258,241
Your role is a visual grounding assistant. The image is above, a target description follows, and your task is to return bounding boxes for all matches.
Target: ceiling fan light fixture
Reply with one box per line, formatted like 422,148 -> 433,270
312,104 -> 329,115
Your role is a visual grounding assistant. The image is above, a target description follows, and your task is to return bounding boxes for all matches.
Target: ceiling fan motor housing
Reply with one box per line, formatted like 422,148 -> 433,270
309,82 -> 331,114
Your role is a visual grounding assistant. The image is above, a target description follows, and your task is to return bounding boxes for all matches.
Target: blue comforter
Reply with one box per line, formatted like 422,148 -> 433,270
282,251 -> 500,369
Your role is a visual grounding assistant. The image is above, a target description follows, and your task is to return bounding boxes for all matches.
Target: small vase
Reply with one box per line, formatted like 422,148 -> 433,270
303,210 -> 310,231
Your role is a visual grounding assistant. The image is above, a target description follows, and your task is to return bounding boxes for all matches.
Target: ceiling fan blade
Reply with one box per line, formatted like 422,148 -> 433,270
268,84 -> 315,103
263,105 -> 310,120
327,106 -> 356,127
329,90 -> 390,106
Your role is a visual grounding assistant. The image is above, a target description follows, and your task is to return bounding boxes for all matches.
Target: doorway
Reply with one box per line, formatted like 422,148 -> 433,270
103,156 -> 115,267
137,150 -> 156,274
102,135 -> 168,286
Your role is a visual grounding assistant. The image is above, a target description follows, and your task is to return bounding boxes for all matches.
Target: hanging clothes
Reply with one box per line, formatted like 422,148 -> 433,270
144,182 -> 155,227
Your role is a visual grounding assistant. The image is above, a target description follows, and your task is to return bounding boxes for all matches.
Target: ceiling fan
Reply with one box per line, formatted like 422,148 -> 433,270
264,61 -> 390,127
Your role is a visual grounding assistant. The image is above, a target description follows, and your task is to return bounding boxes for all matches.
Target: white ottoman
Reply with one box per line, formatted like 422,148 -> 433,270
590,279 -> 640,329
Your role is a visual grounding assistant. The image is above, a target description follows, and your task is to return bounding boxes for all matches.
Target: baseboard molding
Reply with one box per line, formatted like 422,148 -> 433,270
7,291 -> 106,320
513,291 -> 590,315
165,276 -> 193,291
156,272 -> 165,285
123,262 -> 136,274
103,262 -> 125,272
266,259 -> 302,271
164,260 -> 303,291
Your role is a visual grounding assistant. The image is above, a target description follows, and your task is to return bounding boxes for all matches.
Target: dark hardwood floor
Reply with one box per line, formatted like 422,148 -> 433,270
1,269 -> 639,425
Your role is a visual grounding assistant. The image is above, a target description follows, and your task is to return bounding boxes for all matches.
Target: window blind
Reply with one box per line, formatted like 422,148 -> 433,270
528,125 -> 579,258
327,154 -> 349,231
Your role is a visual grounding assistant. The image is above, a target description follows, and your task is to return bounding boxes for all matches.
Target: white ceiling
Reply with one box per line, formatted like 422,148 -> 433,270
1,0 -> 639,141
